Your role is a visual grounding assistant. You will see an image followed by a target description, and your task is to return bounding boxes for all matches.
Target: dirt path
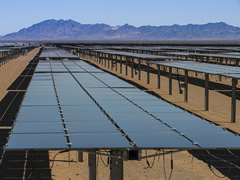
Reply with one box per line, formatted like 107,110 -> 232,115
0,48 -> 40,101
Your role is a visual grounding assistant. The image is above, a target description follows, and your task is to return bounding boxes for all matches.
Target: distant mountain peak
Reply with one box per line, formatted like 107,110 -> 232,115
1,19 -> 240,40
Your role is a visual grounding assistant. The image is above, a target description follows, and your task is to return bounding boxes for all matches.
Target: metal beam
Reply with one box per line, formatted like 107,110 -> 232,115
88,150 -> 96,180
107,54 -> 110,69
120,56 -> 122,74
138,59 -> 141,80
231,78 -> 237,123
77,151 -> 83,162
169,67 -> 172,95
104,53 -> 106,67
184,70 -> 188,102
147,63 -> 150,84
125,56 -> 128,76
157,65 -> 160,89
115,55 -> 118,72
110,151 -> 123,180
131,57 -> 134,78
205,73 -> 209,111
111,55 -> 113,70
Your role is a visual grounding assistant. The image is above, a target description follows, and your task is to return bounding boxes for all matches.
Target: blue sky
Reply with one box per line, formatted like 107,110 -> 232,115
0,0 -> 239,35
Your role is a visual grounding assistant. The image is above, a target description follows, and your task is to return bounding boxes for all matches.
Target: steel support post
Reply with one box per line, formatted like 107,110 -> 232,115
77,151 -> 83,162
120,56 -> 122,74
101,53 -> 104,65
108,54 -> 110,69
104,53 -> 106,67
111,55 -> 114,70
147,63 -> 150,84
184,70 -> 188,102
157,65 -> 160,89
110,151 -> 123,180
169,67 -> 172,95
125,56 -> 128,76
88,150 -> 96,180
115,55 -> 118,72
138,59 -> 141,80
131,58 -> 134,78
205,73 -> 209,111
231,78 -> 237,123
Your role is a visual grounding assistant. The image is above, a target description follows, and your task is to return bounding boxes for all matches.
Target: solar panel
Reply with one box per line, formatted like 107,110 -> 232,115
149,61 -> 240,78
6,60 -> 240,151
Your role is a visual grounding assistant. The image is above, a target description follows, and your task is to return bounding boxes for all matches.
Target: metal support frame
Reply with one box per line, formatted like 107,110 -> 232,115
169,67 -> 172,95
77,151 -> 83,162
120,56 -> 122,74
131,57 -> 134,78
110,151 -> 123,180
205,73 -> 209,111
107,54 -> 110,69
184,70 -> 188,102
125,56 -> 128,76
88,150 -> 96,180
157,65 -> 160,89
111,55 -> 114,70
138,59 -> 141,80
231,78 -> 237,123
115,55 -> 118,72
101,53 -> 104,65
104,53 -> 107,67
147,63 -> 150,84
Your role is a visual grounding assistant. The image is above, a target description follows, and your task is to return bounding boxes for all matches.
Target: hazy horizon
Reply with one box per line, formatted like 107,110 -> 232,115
0,0 -> 240,35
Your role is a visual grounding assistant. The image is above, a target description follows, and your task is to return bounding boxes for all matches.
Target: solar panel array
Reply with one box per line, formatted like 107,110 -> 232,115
39,47 -> 79,59
6,60 -> 240,150
150,60 -> 240,79
95,50 -> 179,60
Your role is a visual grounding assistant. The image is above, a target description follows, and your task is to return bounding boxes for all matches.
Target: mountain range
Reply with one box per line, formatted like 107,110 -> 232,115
1,19 -> 240,40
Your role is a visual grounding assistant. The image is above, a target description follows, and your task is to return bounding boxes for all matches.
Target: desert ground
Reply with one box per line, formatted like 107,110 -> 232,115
1,48 -> 238,179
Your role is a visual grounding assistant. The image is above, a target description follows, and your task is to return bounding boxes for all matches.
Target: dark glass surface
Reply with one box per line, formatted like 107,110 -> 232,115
69,132 -> 132,149
63,112 -> 109,122
12,122 -> 63,133
186,131 -> 240,148
109,112 -> 156,121
148,106 -> 184,113
95,99 -> 134,106
100,106 -> 144,113
153,112 -> 201,121
61,105 -> 101,113
116,120 -> 172,133
127,132 -> 196,148
16,112 -> 61,123
22,95 -> 57,106
130,99 -> 167,106
19,106 -> 59,114
6,134 -> 67,150
66,121 -> 118,133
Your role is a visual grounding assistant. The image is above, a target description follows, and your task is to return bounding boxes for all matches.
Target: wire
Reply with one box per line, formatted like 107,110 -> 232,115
162,150 -> 174,180
144,150 -> 159,169
50,150 -> 69,170
27,150 -> 36,178
100,153 -> 109,167
197,152 -> 227,179
162,150 -> 167,180
168,152 -> 173,180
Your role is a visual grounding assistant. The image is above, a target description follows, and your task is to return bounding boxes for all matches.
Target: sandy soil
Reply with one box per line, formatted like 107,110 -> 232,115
0,48 -> 40,101
49,149 -> 226,180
